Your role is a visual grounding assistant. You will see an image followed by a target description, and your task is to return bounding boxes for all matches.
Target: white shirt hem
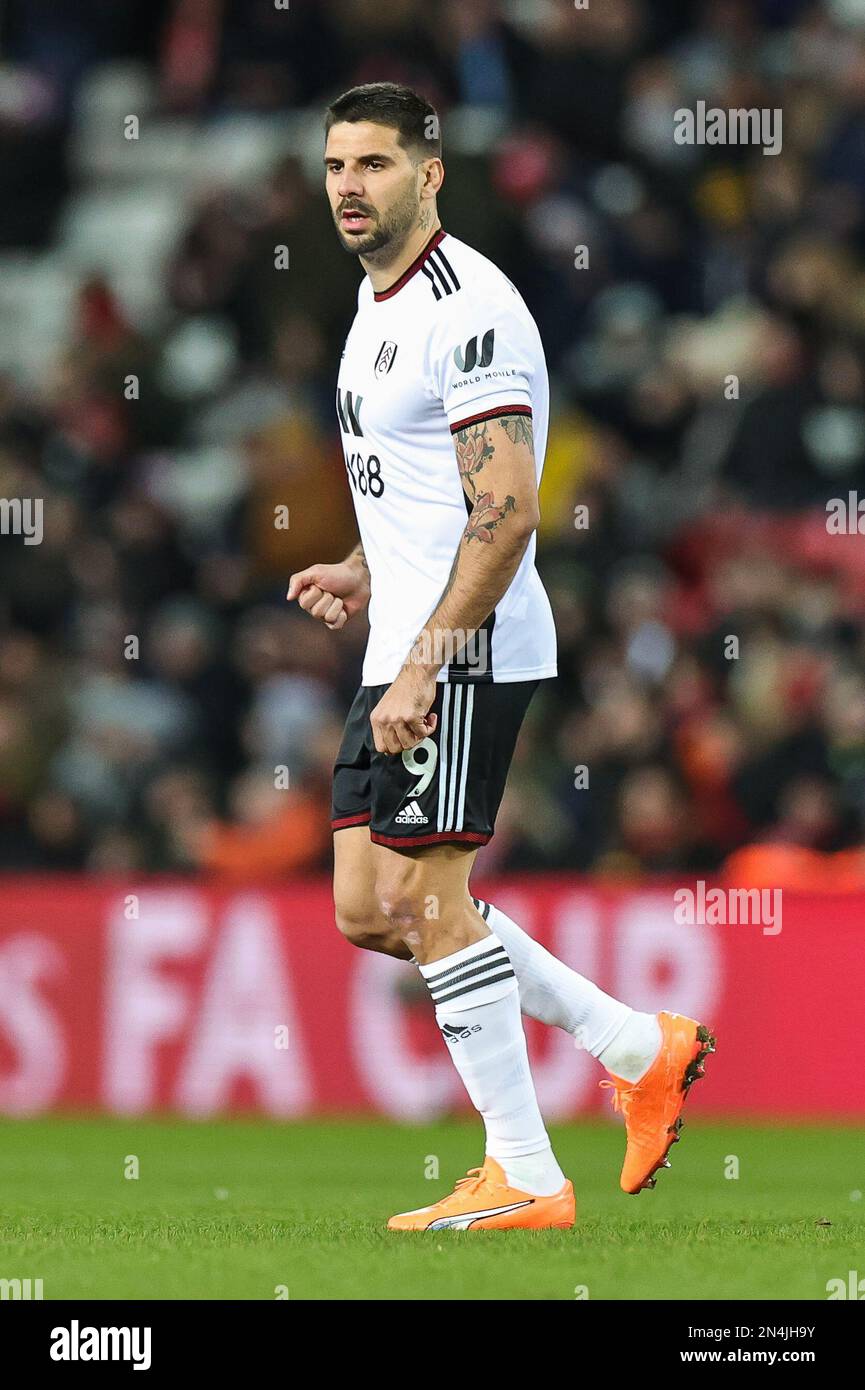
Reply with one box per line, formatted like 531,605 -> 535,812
360,664 -> 558,687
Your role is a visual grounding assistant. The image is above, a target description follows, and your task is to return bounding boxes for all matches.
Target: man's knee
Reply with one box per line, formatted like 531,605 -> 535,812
333,827 -> 413,956
334,893 -> 410,955
375,864 -> 432,938
374,853 -> 481,962
335,898 -> 382,948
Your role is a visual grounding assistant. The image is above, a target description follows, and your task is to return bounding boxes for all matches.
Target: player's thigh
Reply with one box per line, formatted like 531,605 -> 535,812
333,824 -> 381,932
331,681 -> 382,939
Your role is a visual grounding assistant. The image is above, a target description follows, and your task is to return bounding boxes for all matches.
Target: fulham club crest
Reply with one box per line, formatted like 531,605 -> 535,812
374,340 -> 398,377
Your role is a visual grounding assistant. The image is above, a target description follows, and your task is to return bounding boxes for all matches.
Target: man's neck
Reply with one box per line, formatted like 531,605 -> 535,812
361,217 -> 442,293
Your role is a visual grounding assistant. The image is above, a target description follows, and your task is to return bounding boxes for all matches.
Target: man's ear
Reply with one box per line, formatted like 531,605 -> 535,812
422,158 -> 444,195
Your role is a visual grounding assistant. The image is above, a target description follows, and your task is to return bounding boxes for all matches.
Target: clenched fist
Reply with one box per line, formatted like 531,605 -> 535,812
370,665 -> 439,754
287,558 -> 371,631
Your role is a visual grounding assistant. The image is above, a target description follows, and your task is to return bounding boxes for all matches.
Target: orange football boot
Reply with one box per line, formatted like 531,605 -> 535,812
387,1156 -> 576,1231
600,1011 -> 716,1195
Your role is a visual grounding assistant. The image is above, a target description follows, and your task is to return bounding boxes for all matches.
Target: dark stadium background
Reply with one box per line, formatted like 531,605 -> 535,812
3,0 -> 865,883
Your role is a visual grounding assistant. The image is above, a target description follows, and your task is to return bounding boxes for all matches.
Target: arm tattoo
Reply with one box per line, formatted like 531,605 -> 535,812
453,414 -> 533,505
409,415 -> 531,667
451,410 -> 528,546
453,421 -> 495,501
432,488 -> 517,626
498,415 -> 533,449
464,492 -> 517,543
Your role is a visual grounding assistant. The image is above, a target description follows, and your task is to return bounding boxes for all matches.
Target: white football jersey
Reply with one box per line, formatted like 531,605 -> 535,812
336,228 -> 557,686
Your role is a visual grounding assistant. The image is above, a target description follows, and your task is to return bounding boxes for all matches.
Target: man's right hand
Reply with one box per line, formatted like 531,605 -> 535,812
286,560 -> 371,631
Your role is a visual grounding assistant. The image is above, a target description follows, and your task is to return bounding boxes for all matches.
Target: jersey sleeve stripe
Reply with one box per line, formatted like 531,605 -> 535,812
449,404 -> 533,434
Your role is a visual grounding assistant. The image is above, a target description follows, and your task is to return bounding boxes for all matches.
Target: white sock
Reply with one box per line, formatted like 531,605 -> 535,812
418,933 -> 566,1197
596,1010 -> 663,1083
475,898 -> 633,1056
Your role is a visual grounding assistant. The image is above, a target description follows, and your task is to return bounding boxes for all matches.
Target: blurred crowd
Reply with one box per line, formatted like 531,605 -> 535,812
4,0 -> 865,881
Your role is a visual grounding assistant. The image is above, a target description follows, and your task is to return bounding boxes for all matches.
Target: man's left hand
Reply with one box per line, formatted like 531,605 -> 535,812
370,665 -> 439,755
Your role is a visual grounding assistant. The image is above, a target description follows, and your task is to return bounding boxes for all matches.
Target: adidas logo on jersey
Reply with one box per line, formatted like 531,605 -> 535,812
395,799 -> 428,825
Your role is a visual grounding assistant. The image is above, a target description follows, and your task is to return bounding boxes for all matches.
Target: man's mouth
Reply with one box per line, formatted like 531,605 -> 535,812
340,209 -> 373,231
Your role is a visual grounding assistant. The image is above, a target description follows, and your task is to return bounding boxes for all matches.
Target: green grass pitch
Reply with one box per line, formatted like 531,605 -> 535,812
0,1116 -> 862,1300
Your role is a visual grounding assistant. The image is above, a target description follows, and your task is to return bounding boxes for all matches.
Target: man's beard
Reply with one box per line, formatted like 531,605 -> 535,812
334,182 -> 420,261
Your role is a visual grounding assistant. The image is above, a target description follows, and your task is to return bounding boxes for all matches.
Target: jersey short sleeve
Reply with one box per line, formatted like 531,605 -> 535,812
426,279 -> 537,433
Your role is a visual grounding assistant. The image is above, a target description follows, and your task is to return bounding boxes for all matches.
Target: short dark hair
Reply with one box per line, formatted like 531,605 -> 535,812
324,82 -> 441,161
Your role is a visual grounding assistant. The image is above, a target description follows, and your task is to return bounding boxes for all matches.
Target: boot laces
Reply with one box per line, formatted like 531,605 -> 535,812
600,1078 -> 636,1117
453,1166 -> 490,1195
600,1077 -> 657,1144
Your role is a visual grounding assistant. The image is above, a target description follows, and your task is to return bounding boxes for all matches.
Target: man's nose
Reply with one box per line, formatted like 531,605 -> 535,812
338,173 -> 365,200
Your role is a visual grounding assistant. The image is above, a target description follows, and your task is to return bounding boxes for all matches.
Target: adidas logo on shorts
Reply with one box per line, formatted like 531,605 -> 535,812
395,799 -> 428,825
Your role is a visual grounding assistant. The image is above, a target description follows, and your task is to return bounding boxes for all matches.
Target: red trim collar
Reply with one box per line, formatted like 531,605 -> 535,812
373,228 -> 446,301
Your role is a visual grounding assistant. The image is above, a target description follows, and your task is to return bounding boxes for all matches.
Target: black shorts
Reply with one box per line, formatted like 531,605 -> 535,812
331,679 -> 540,848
